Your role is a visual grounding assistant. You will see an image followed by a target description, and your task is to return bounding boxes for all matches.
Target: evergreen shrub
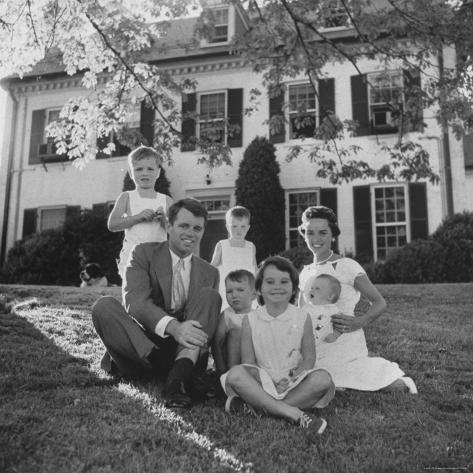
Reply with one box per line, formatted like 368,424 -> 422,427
2,209 -> 122,286
235,136 -> 286,262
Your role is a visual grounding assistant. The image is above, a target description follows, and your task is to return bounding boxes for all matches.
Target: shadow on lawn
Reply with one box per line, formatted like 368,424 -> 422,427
0,305 -> 254,473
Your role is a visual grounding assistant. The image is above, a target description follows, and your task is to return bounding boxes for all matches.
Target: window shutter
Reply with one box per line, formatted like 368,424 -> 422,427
23,208 -> 38,238
318,78 -> 335,125
227,88 -> 243,148
181,93 -> 196,151
320,187 -> 338,252
140,100 -> 155,146
409,182 -> 428,240
351,74 -> 370,136
96,134 -> 110,160
269,90 -> 286,144
403,69 -> 424,133
92,203 -> 109,219
463,133 -> 473,169
66,206 -> 81,221
29,110 -> 46,165
353,185 -> 373,262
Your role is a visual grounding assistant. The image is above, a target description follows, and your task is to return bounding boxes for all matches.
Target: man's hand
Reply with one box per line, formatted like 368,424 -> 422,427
167,320 -> 208,349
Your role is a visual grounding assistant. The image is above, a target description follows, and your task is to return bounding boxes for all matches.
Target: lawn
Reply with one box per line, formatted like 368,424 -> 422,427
1,283 -> 472,473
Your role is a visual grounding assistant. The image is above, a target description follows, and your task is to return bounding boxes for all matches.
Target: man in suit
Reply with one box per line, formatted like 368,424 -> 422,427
92,198 -> 222,408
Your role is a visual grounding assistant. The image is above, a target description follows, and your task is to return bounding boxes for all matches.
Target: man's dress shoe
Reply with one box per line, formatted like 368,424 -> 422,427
164,380 -> 192,409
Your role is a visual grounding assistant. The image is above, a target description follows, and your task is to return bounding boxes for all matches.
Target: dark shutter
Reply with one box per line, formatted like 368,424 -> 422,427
318,78 -> 335,125
181,93 -> 196,151
92,203 -> 109,219
269,89 -> 286,143
353,185 -> 373,262
96,134 -> 110,160
140,100 -> 155,146
29,110 -> 46,165
66,206 -> 81,221
351,74 -> 370,136
463,133 -> 473,169
227,88 -> 243,148
320,187 -> 338,252
23,208 -> 38,238
403,69 -> 424,133
409,182 -> 428,240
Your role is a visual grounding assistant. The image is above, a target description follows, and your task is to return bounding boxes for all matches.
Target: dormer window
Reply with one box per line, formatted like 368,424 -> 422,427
209,7 -> 229,43
321,0 -> 350,29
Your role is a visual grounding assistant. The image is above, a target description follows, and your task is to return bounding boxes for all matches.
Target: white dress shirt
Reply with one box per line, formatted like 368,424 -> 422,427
154,250 -> 193,338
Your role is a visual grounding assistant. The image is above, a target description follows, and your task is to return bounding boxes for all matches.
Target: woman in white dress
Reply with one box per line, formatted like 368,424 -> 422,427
297,206 -> 418,393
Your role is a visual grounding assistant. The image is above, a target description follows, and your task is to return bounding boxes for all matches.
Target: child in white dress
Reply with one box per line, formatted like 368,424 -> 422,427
221,256 -> 335,440
108,146 -> 173,279
212,270 -> 256,375
210,206 -> 257,309
302,273 -> 342,343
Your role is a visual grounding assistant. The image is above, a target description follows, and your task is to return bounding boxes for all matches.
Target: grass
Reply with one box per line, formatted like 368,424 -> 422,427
1,283 -> 473,473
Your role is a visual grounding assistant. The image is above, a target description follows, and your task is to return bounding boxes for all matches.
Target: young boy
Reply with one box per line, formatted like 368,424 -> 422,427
107,145 -> 173,279
302,273 -> 342,343
212,269 -> 256,374
210,206 -> 257,308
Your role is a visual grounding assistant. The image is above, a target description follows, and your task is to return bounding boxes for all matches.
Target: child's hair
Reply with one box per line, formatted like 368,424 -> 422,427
298,205 -> 340,237
225,269 -> 255,289
128,145 -> 162,168
310,273 -> 341,303
167,198 -> 208,225
225,205 -> 251,223
255,256 -> 299,306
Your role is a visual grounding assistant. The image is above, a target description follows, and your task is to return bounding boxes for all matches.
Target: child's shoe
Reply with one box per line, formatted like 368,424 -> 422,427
401,376 -> 418,394
298,412 -> 327,439
224,395 -> 257,416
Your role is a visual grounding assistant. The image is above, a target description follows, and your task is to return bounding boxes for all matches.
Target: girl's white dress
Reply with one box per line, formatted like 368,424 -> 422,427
217,239 -> 256,308
299,257 -> 405,390
117,190 -> 168,278
221,304 -> 335,408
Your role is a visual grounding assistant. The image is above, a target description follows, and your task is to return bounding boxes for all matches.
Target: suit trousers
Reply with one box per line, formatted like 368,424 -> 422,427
92,287 -> 221,378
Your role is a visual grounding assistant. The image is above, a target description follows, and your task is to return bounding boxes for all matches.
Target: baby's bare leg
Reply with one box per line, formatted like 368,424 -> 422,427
226,328 -> 241,369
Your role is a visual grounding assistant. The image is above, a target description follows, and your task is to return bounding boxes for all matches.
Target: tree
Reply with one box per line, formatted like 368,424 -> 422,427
1,0 -> 473,197
235,136 -> 285,262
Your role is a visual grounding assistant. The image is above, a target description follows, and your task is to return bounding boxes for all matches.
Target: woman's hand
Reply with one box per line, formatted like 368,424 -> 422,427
331,313 -> 364,334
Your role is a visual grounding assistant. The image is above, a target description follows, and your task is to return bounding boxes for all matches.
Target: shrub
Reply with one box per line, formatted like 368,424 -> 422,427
278,246 -> 313,272
2,209 -> 122,286
431,211 -> 473,282
369,239 -> 446,283
235,136 -> 285,262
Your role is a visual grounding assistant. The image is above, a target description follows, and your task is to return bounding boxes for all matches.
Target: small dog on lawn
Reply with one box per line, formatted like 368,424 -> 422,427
80,263 -> 109,288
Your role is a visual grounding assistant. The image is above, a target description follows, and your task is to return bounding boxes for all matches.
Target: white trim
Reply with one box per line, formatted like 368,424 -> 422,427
197,89 -> 228,145
37,205 -> 67,232
285,188 -> 320,249
286,81 -> 318,142
370,182 -> 410,261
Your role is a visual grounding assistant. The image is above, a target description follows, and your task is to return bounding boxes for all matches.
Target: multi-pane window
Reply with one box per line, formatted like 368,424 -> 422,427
322,1 -> 350,28
287,191 -> 319,247
368,71 -> 403,129
199,92 -> 226,143
39,109 -> 61,157
200,196 -> 231,218
209,7 -> 229,43
373,186 -> 408,260
39,207 -> 66,231
288,84 -> 316,139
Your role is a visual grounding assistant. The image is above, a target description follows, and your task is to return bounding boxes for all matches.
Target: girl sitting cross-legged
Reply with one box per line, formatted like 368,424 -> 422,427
221,256 -> 335,440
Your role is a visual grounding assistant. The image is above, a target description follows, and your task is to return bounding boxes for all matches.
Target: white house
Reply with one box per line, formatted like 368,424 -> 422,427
1,1 -> 472,266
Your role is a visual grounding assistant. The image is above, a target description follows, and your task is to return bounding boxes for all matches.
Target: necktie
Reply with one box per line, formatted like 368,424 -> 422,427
172,258 -> 186,311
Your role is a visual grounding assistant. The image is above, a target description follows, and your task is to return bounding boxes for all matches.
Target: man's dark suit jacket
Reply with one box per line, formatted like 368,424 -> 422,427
122,241 -> 219,333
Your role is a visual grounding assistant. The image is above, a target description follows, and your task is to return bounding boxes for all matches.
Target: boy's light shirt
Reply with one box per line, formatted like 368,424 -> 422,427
154,250 -> 192,338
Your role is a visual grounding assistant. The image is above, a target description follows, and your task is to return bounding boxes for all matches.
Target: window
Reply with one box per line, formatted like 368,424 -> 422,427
200,196 -> 231,219
287,190 -> 319,247
208,7 -> 229,43
372,185 -> 409,260
39,207 -> 67,232
198,92 -> 227,143
322,1 -> 350,29
288,84 -> 317,139
368,71 -> 403,131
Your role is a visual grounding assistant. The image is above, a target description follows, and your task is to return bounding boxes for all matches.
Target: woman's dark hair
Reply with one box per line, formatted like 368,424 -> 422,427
298,205 -> 341,237
255,255 -> 299,305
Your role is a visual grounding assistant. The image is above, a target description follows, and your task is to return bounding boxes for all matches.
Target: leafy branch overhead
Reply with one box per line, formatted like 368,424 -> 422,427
1,0 -> 472,182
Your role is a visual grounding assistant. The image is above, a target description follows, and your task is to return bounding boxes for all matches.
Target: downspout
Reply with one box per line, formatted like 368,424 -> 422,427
0,87 -> 19,265
438,48 -> 455,217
